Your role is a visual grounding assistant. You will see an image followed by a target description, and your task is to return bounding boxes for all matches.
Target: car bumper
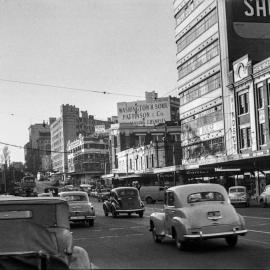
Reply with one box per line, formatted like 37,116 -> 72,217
70,215 -> 96,221
184,229 -> 248,239
116,208 -> 144,213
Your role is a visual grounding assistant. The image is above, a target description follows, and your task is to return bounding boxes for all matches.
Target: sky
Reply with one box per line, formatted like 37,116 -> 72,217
0,0 -> 178,163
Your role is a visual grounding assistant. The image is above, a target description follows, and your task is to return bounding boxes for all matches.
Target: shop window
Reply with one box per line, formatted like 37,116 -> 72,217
239,127 -> 251,149
238,92 -> 249,115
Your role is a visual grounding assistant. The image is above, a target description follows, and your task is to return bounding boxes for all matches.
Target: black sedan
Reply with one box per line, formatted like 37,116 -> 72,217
103,187 -> 144,218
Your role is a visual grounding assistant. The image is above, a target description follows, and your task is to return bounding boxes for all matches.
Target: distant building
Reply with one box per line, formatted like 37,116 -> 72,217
117,91 -> 179,126
67,134 -> 110,185
50,104 -> 112,175
24,122 -> 52,174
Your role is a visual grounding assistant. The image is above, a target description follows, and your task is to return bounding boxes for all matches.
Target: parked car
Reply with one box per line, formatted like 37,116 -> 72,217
0,197 -> 91,269
103,187 -> 144,217
149,183 -> 247,250
139,185 -> 166,204
228,186 -> 250,207
59,191 -> 95,226
258,184 -> 270,207
97,188 -> 111,202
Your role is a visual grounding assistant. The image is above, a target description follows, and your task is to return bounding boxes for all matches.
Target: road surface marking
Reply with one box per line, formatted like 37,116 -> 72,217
109,227 -> 125,230
242,238 -> 270,246
74,233 -> 145,241
248,229 -> 270,234
243,215 -> 270,220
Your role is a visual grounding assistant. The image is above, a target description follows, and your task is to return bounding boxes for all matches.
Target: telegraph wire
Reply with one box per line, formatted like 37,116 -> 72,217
0,78 -> 144,98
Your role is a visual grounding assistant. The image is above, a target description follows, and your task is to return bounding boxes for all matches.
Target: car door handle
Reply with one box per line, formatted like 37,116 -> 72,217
171,210 -> 176,213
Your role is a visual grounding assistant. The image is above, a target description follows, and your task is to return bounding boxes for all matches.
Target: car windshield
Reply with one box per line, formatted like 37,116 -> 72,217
117,189 -> 138,197
230,187 -> 245,193
62,195 -> 87,202
187,191 -> 225,203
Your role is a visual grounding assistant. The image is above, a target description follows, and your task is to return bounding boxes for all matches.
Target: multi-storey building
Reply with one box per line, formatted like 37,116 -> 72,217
50,104 -> 112,175
173,0 -> 270,193
67,134 -> 109,185
24,122 -> 52,174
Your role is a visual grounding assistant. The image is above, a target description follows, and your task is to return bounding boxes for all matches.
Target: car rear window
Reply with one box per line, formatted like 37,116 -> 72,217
187,192 -> 225,203
230,188 -> 245,193
0,210 -> 32,219
117,189 -> 138,197
62,195 -> 87,202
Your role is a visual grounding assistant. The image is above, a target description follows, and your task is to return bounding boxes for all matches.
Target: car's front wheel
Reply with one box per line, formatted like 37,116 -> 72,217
145,197 -> 153,204
260,199 -> 266,208
174,231 -> 188,251
152,226 -> 162,243
112,207 -> 118,218
138,211 -> 144,218
225,236 -> 238,247
88,219 -> 94,227
103,205 -> 108,216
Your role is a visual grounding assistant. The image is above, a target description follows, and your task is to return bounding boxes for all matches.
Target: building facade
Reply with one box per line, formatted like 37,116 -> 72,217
67,134 -> 109,185
50,104 -> 112,175
24,122 -> 52,174
173,0 -> 270,193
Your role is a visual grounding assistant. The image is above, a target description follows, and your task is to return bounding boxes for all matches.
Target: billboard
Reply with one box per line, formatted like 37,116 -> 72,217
117,98 -> 171,126
226,0 -> 270,67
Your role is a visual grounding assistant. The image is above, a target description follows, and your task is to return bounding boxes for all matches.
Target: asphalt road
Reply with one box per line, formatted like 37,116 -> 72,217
71,200 -> 270,269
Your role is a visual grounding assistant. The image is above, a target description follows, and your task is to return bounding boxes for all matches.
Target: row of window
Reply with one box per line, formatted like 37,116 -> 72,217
181,106 -> 222,132
178,41 -> 219,80
176,8 -> 217,53
175,0 -> 204,26
179,73 -> 221,106
182,137 -> 224,160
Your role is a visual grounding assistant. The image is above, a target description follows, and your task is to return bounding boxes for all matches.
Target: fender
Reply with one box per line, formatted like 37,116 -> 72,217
238,214 -> 246,229
171,216 -> 189,241
103,201 -> 111,212
69,246 -> 91,270
150,212 -> 166,236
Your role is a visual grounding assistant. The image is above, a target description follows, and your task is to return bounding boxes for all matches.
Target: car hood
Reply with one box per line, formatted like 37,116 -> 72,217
183,202 -> 240,228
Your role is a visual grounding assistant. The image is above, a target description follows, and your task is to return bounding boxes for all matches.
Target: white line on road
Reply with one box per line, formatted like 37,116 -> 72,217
109,227 -> 125,230
243,215 -> 270,220
242,238 -> 270,246
74,233 -> 145,241
248,229 -> 270,235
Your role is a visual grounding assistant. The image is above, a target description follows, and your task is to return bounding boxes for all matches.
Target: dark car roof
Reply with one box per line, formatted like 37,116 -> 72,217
112,187 -> 138,192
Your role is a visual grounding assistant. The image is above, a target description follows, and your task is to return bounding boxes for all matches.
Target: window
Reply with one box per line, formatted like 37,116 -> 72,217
177,41 -> 219,80
238,92 -> 249,115
130,159 -> 132,170
151,154 -> 154,167
166,192 -> 175,206
239,127 -> 251,149
259,123 -> 266,145
187,192 -> 224,203
176,8 -> 217,53
257,85 -> 264,109
146,156 -> 149,168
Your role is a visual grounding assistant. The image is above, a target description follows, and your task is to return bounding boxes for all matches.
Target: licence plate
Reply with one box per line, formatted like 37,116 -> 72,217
70,216 -> 85,220
207,211 -> 221,218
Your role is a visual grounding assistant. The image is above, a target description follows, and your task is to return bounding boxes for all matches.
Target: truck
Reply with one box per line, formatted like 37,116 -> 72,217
14,176 -> 37,197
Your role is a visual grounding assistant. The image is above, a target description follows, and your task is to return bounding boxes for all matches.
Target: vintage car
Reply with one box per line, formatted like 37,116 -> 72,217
149,184 -> 247,250
258,184 -> 270,207
59,191 -> 95,226
0,197 -> 91,269
97,188 -> 111,202
103,187 -> 144,217
228,186 -> 250,207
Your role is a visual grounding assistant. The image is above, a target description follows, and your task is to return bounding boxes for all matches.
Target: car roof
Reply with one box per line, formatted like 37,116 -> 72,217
167,184 -> 227,195
0,197 -> 66,205
112,187 -> 138,192
59,191 -> 88,196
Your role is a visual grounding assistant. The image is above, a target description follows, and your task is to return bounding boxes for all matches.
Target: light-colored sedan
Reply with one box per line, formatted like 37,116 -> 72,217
228,186 -> 250,207
59,191 -> 95,226
149,183 -> 247,250
258,184 -> 270,207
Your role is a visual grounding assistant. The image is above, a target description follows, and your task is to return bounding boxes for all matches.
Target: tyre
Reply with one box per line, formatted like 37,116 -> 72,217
112,208 -> 117,218
175,231 -> 188,251
145,197 -> 153,204
88,219 -> 94,227
138,211 -> 144,218
225,236 -> 238,247
103,205 -> 109,216
260,199 -> 266,208
152,226 -> 162,243
128,212 -> 132,217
